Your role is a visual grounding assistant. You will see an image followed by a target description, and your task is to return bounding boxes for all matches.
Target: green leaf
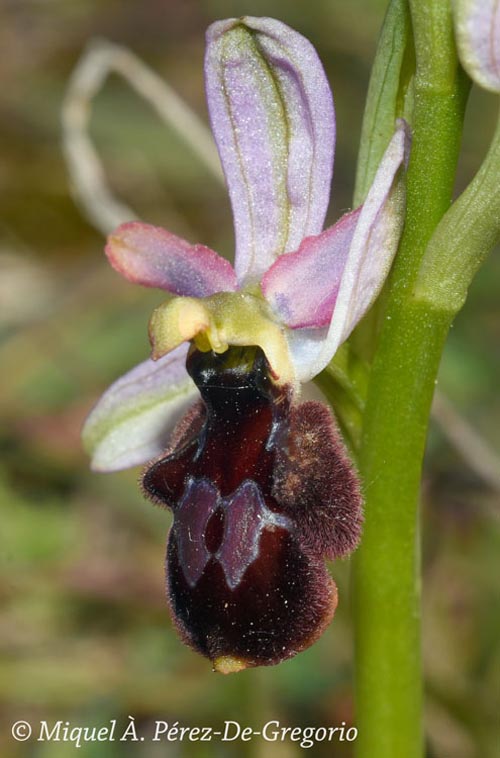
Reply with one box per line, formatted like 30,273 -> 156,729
354,0 -> 413,206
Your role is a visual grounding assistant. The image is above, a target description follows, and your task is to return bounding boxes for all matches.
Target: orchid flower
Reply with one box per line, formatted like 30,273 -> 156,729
82,17 -> 409,672
84,18 -> 408,474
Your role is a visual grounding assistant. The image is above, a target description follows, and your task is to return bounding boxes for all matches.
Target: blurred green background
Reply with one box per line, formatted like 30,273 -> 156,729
1,1 -> 499,756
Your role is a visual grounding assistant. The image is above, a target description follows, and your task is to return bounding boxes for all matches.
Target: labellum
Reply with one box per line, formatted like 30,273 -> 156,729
142,346 -> 363,673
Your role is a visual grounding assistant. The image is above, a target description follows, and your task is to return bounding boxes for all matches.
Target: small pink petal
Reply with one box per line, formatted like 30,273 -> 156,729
262,209 -> 360,328
205,17 -> 335,285
291,120 -> 410,382
105,222 -> 238,297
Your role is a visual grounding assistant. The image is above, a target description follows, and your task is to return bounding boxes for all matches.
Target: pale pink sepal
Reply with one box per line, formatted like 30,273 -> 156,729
82,343 -> 198,471
290,120 -> 410,382
453,0 -> 500,92
205,17 -> 335,286
105,222 -> 238,297
262,209 -> 360,328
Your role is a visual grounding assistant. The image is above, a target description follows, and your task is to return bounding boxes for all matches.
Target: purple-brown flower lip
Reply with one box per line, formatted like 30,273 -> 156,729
142,346 -> 361,670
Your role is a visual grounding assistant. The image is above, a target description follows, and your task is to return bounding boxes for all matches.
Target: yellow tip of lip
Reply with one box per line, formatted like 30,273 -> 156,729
212,655 -> 248,674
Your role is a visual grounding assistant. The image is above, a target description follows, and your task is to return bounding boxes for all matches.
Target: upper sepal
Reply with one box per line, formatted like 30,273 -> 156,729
205,16 -> 335,285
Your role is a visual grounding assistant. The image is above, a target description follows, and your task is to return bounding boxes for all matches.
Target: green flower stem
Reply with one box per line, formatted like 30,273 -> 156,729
352,307 -> 450,758
352,2 -> 470,756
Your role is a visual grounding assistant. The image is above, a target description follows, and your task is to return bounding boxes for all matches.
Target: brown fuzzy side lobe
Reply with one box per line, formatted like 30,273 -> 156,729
273,401 -> 363,560
141,346 -> 363,672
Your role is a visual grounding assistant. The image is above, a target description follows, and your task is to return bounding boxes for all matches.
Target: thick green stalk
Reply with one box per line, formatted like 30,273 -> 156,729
352,2 -> 470,757
353,307 -> 450,758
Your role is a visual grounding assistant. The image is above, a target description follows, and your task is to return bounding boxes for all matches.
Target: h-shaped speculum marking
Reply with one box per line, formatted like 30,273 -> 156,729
174,476 -> 292,590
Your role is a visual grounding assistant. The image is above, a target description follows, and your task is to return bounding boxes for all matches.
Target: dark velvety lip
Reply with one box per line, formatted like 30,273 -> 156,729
142,345 -> 363,670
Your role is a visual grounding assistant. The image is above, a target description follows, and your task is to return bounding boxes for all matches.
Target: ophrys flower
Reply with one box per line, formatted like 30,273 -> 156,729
83,17 -> 409,671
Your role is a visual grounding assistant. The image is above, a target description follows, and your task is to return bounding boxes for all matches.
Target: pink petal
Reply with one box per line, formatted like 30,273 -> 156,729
289,120 -> 410,382
105,222 -> 238,297
82,343 -> 198,471
262,209 -> 361,328
205,17 -> 335,285
454,0 -> 500,92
